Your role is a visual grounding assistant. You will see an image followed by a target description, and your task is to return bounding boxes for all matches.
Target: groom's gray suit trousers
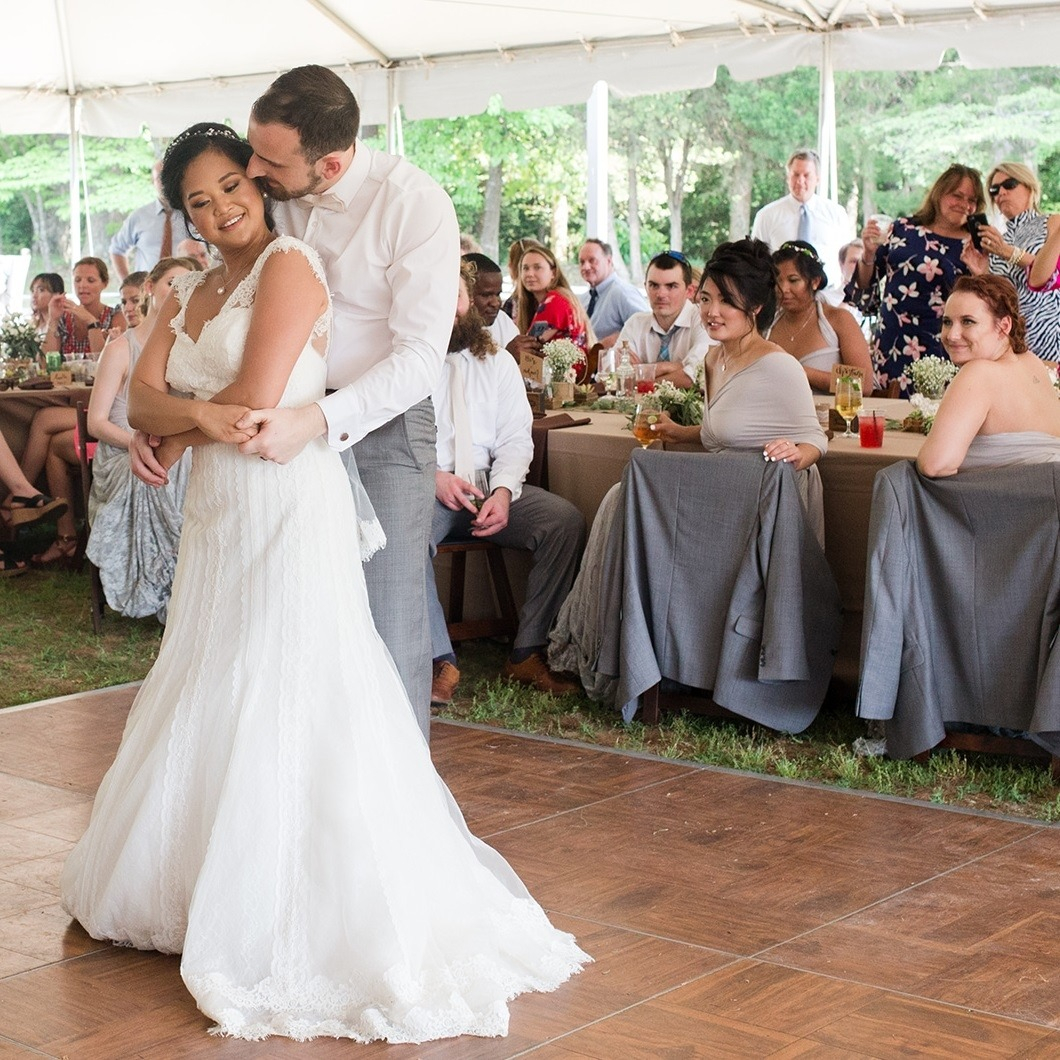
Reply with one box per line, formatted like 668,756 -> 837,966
346,398 -> 436,741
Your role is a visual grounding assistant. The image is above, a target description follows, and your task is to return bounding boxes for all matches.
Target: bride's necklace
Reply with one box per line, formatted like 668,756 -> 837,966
215,260 -> 253,296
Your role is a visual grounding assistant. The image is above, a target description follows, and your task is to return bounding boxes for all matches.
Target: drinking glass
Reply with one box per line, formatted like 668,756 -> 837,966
634,363 -> 656,394
632,394 -> 662,449
835,377 -> 863,439
466,469 -> 490,511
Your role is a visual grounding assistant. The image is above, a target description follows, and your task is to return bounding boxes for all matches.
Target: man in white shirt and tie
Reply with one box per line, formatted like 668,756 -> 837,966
750,149 -> 854,290
239,66 -> 459,739
614,251 -> 711,389
428,263 -> 585,705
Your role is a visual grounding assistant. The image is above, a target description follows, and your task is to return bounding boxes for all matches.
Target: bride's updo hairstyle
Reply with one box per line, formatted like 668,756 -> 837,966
950,274 -> 1029,355
160,122 -> 274,236
700,238 -> 777,332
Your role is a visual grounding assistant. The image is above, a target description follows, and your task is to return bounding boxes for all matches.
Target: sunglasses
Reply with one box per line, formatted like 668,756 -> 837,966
650,249 -> 688,265
988,177 -> 1020,197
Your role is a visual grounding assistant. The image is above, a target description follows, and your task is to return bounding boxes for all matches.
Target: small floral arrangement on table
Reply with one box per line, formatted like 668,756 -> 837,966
541,338 -> 586,384
896,355 -> 959,434
0,313 -> 42,363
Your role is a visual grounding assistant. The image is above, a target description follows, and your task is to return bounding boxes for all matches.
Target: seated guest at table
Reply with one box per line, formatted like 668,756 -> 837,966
502,236 -> 544,321
515,244 -> 594,352
847,164 -> 985,394
961,162 -> 1060,364
549,239 -> 827,696
42,256 -> 124,359
118,271 -> 148,331
28,273 -> 64,334
578,239 -> 647,348
19,404 -> 82,567
768,240 -> 874,394
85,257 -> 196,621
428,263 -> 586,705
462,252 -> 540,361
614,251 -> 710,389
916,275 -> 1060,477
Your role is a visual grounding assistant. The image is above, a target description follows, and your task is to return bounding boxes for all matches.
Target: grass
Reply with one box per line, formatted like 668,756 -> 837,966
3,569 -> 1059,821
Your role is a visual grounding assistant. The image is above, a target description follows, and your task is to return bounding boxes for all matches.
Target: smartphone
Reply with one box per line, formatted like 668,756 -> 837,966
966,213 -> 989,252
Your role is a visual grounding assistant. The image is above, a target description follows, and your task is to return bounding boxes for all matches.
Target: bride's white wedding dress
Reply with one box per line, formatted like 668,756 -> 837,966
60,236 -> 588,1042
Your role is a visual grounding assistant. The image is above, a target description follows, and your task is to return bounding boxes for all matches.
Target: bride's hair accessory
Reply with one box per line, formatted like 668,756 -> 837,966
164,123 -> 245,164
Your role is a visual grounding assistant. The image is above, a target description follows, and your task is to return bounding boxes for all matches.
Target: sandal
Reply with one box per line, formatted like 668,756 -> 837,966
30,534 -> 79,570
0,547 -> 28,578
2,494 -> 69,527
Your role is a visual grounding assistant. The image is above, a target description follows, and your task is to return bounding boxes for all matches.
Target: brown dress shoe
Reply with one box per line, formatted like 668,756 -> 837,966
502,654 -> 580,696
431,660 -> 460,705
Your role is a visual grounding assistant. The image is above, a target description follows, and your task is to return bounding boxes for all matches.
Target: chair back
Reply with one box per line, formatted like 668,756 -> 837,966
74,402 -> 96,515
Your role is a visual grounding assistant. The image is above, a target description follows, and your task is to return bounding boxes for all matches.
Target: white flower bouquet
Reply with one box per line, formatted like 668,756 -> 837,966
541,338 -> 585,384
908,355 -> 958,400
0,314 -> 42,363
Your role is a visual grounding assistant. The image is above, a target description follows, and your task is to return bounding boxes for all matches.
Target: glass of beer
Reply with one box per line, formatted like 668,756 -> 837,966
835,376 -> 863,438
632,394 -> 662,448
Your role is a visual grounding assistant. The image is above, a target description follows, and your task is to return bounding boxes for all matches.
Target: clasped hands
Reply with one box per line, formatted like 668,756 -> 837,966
435,470 -> 510,536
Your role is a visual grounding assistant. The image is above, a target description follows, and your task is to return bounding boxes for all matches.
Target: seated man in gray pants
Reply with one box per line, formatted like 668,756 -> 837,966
428,262 -> 586,704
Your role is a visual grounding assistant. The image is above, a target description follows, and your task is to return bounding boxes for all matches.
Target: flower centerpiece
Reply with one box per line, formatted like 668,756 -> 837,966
653,379 -> 703,426
904,355 -> 958,433
0,313 -> 42,364
541,338 -> 586,407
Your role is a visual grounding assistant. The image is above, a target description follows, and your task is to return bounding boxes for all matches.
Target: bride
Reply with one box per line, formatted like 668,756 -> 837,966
59,123 -> 588,1043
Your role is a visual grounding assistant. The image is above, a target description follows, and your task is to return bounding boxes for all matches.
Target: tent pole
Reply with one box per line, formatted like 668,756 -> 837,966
68,96 -> 82,263
817,34 -> 838,202
586,80 -> 608,240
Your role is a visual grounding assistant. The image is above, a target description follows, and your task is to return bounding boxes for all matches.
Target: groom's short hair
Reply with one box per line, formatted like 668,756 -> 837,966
252,65 -> 360,164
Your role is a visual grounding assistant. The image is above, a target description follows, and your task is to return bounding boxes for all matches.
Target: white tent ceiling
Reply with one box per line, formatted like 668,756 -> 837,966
2,0 -> 1060,137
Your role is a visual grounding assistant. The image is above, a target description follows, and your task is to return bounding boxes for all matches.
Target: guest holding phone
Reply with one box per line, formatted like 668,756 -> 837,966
961,162 -> 1060,363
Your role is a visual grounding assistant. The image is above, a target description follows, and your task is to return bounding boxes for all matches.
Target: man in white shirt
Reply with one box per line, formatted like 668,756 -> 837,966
109,161 -> 193,280
578,239 -> 647,347
428,264 -> 585,705
751,149 -> 854,289
461,252 -> 539,361
615,252 -> 711,388
238,66 -> 459,738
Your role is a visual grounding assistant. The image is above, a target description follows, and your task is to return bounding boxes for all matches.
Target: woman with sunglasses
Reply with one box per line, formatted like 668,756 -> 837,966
769,240 -> 874,394
847,164 -> 985,394
962,163 -> 1060,363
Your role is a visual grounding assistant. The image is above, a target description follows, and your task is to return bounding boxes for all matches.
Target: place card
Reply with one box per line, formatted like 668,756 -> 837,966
830,364 -> 865,394
49,370 -> 73,385
520,351 -> 545,385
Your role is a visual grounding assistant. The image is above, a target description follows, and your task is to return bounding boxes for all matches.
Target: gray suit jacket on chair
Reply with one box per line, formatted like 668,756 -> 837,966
597,449 -> 842,727
857,460 -> 1060,758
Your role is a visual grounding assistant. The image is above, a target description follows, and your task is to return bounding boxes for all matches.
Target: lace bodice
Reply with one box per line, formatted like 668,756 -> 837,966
165,236 -> 331,407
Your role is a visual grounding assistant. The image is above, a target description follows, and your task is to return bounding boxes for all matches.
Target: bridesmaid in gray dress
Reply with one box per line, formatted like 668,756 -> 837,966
86,257 -> 198,621
917,274 -> 1060,478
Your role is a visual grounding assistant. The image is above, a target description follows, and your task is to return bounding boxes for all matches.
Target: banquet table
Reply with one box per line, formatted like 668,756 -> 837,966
545,400 -> 925,684
0,385 -> 94,461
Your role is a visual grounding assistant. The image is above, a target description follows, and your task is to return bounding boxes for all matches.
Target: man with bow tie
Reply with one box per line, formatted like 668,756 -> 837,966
427,262 -> 585,707
231,65 -> 458,739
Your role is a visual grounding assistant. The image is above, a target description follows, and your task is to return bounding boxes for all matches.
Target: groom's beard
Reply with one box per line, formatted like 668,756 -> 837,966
448,306 -> 493,356
256,170 -> 324,203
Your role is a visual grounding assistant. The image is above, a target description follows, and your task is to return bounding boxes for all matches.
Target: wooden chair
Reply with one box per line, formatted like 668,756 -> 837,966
74,402 -> 105,634
435,538 -> 518,643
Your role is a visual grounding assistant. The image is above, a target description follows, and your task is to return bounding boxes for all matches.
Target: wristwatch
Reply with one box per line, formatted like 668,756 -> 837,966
86,323 -> 100,331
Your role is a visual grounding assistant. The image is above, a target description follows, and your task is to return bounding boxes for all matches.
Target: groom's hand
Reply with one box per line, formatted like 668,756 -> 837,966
238,404 -> 326,464
129,430 -> 168,486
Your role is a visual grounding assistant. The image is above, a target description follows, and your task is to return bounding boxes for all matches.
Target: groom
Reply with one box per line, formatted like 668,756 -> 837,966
240,66 -> 459,740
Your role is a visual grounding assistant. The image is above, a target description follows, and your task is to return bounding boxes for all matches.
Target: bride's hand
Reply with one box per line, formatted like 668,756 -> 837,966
155,436 -> 188,471
197,402 -> 255,445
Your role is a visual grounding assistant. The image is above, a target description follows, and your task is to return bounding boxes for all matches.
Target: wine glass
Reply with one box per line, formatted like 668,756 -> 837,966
466,469 -> 491,511
835,377 -> 863,439
632,394 -> 662,449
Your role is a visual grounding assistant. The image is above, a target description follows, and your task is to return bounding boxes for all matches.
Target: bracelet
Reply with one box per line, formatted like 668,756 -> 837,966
1010,247 -> 1025,266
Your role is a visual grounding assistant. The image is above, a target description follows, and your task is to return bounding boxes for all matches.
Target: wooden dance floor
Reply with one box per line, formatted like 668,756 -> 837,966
1,686 -> 1059,1058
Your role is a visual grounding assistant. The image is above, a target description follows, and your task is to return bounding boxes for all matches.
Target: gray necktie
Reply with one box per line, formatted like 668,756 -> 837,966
797,204 -> 811,243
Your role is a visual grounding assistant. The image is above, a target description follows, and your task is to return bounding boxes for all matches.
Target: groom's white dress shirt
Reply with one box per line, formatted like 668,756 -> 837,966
272,140 -> 460,450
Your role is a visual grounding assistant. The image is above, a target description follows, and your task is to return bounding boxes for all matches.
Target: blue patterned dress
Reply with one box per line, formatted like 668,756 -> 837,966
846,218 -> 969,393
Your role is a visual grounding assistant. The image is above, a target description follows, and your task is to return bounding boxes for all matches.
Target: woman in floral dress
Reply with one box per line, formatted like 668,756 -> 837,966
846,164 -> 985,394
